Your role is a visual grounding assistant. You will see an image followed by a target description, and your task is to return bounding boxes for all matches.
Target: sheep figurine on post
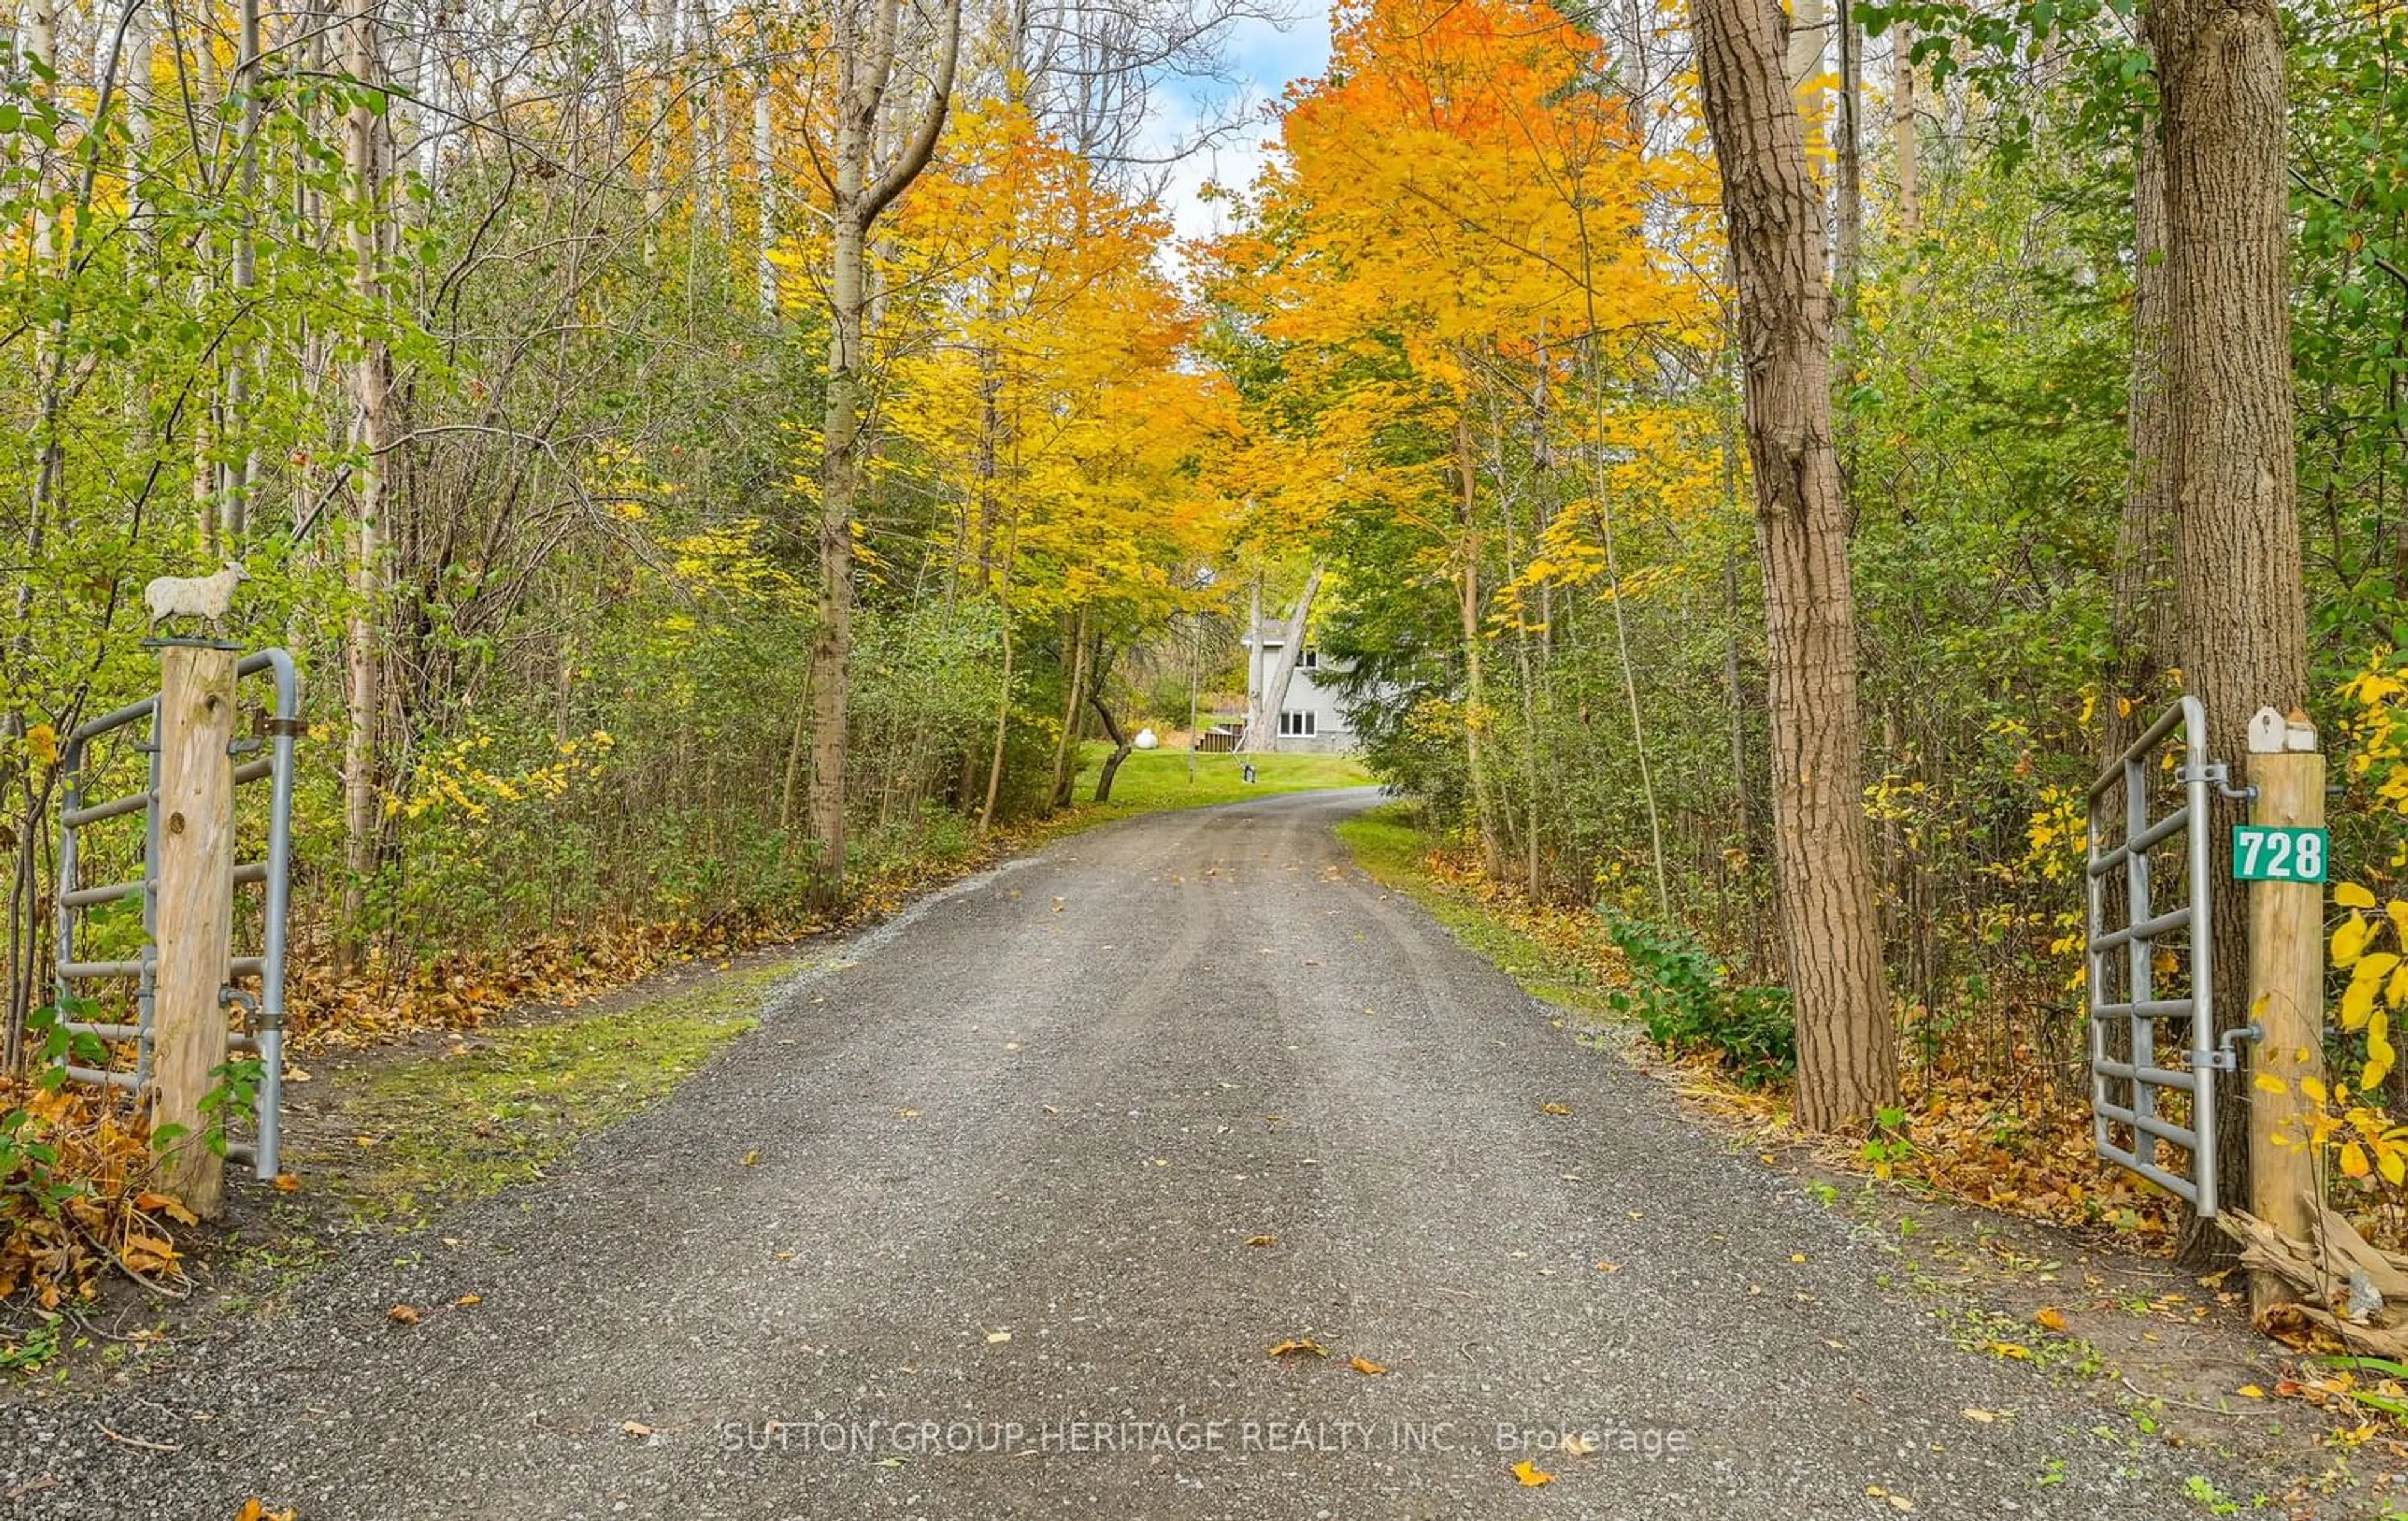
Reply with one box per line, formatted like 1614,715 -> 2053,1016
144,562 -> 252,634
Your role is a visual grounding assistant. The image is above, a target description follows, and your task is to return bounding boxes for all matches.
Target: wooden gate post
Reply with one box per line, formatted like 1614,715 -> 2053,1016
152,642 -> 238,1219
2246,705 -> 2325,1319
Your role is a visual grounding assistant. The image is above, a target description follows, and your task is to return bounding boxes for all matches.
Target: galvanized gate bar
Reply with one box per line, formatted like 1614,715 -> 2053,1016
2084,695 -> 2223,1214
51,647 -> 299,1181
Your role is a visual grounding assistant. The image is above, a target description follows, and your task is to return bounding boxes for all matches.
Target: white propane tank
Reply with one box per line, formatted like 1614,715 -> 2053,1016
1133,727 -> 1159,750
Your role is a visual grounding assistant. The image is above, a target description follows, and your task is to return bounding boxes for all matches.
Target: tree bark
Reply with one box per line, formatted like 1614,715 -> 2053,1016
1454,416 -> 1504,875
337,0 -> 388,972
805,0 -> 962,903
1244,566 -> 1321,753
1089,656 -> 1136,803
2145,0 -> 2306,1265
1048,604 -> 1090,810
1694,0 -> 1898,1130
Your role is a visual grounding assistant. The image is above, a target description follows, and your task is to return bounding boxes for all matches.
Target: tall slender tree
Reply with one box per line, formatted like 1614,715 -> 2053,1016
805,0 -> 963,899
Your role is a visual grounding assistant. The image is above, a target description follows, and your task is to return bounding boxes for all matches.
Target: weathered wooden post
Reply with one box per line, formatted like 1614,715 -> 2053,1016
152,641 -> 239,1219
2242,705 -> 2325,1318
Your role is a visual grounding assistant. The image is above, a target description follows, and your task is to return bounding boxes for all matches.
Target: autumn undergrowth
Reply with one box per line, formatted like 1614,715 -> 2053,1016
300,964 -> 789,1227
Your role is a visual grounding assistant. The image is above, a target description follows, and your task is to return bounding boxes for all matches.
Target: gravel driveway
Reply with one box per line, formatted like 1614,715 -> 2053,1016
6,788 -> 2249,1519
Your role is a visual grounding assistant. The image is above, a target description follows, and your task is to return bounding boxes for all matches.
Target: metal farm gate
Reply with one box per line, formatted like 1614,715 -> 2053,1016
2083,697 -> 2248,1217
51,646 -> 300,1179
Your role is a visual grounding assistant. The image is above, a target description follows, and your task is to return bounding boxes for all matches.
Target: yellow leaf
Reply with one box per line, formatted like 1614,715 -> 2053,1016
1538,1101 -> 1571,1116
2367,1009 -> 2397,1092
2237,1384 -> 2265,1398
1512,1459 -> 1553,1487
388,1304 -> 421,1325
2338,882 -> 2379,910
2254,1073 -> 2290,1095
1244,1234 -> 1277,1247
2304,1076 -> 2331,1105
1269,1338 -> 1327,1359
2342,1141 -> 2372,1179
2382,1145 -> 2406,1189
1349,1355 -> 1388,1376
23,723 -> 57,765
1987,1340 -> 2032,1359
2336,913 -> 2374,969
2034,1307 -> 2068,1333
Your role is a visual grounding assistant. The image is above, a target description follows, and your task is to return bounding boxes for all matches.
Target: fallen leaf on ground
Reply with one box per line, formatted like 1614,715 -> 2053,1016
1349,1356 -> 1387,1376
1269,1339 -> 1327,1359
1960,1408 -> 1999,1423
742,1149 -> 761,1166
2237,1384 -> 2264,1398
1538,1102 -> 1571,1116
2034,1307 -> 2068,1333
1985,1340 -> 2031,1360
454,1293 -> 482,1307
623,1420 -> 655,1438
132,1191 -> 199,1226
1511,1459 -> 1553,1487
1245,1234 -> 1277,1247
234,1501 -> 297,1521
272,1174 -> 302,1192
986,1330 -> 1012,1344
386,1305 -> 420,1325
1561,1432 -> 1597,1456
1593,1260 -> 1622,1273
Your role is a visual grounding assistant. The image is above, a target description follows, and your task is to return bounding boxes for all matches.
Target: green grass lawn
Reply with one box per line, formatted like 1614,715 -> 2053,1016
1064,743 -> 1373,827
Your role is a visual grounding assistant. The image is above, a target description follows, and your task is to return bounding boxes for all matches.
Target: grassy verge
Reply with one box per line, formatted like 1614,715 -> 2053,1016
1333,800 -> 1618,1018
300,963 -> 791,1225
1061,745 -> 1373,830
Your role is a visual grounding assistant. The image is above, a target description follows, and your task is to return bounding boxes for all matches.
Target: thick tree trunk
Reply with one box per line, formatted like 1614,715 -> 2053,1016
2145,0 -> 2306,1265
1694,0 -> 1898,1130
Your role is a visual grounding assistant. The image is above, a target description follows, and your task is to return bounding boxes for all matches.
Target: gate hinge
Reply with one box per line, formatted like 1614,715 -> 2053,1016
2207,1022 -> 2266,1072
2177,760 -> 2258,803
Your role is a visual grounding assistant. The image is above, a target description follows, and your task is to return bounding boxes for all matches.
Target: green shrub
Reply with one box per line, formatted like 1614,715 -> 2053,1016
1599,908 -> 1795,1087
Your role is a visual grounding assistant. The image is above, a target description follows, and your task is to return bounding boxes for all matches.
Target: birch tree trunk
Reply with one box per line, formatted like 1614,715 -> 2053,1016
338,0 -> 388,969
1695,0 -> 1897,1130
2144,0 -> 2306,1265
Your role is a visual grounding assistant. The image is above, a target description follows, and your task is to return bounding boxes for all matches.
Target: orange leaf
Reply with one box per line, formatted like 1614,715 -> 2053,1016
1512,1459 -> 1553,1487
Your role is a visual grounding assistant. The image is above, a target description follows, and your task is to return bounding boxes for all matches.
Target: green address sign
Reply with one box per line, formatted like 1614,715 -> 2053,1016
2231,824 -> 2328,884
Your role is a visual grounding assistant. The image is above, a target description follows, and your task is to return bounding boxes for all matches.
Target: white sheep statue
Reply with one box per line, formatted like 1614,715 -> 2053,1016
144,562 -> 251,631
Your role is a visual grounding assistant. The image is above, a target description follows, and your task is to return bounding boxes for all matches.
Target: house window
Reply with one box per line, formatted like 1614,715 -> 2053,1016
1299,648 -> 1319,669
1279,711 -> 1316,737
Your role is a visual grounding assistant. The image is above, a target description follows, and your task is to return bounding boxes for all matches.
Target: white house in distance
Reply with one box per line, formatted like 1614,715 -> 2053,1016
1243,618 -> 1357,754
